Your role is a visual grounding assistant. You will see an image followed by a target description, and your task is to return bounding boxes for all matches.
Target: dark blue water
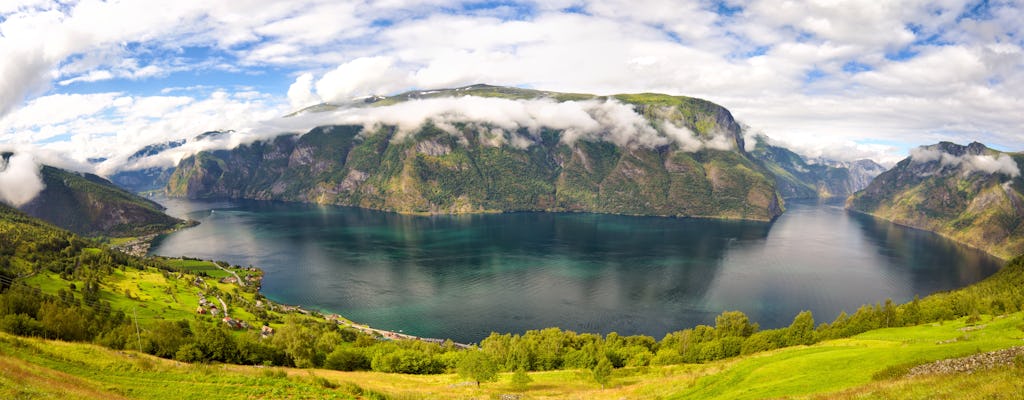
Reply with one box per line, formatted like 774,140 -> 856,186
150,198 -> 1003,343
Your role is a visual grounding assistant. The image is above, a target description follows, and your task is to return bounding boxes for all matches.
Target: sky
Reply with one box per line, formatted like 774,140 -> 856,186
0,0 -> 1022,173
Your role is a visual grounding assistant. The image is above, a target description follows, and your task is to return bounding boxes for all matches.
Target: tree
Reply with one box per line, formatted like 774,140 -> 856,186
509,367 -> 532,391
457,350 -> 498,387
325,348 -> 370,371
786,310 -> 815,346
592,357 -> 613,388
715,310 -> 758,338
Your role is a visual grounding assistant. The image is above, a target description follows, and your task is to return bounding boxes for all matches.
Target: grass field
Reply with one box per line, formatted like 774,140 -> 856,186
1,312 -> 1022,399
162,259 -> 233,279
23,261 -> 266,329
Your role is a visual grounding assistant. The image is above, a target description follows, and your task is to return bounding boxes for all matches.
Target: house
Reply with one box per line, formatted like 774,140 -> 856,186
222,317 -> 242,329
260,325 -> 275,338
220,276 -> 238,284
196,306 -> 206,314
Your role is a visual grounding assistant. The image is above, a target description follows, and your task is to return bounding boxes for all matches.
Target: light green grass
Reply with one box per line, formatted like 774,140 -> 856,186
671,314 -> 1024,400
2,313 -> 1022,400
0,333 -> 353,399
163,259 -> 231,279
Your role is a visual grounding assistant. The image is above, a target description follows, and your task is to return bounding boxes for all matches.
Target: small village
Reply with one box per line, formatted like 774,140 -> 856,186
184,258 -> 472,348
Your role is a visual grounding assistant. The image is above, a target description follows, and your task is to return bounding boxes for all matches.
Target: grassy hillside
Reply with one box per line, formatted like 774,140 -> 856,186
17,165 -> 182,238
848,142 -> 1024,259
2,312 -> 1022,399
167,86 -> 784,221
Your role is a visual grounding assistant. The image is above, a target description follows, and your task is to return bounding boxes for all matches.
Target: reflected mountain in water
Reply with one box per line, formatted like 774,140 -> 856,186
152,198 -> 1001,343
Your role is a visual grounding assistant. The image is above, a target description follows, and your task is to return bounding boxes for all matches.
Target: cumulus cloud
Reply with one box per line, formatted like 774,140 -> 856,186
314,57 -> 409,103
909,147 -> 1020,177
287,73 -> 321,110
0,152 -> 45,207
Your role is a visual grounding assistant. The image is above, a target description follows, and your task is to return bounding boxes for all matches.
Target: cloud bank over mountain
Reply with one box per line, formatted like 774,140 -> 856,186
910,146 -> 1021,177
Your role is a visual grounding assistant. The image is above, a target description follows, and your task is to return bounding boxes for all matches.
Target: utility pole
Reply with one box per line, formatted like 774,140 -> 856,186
133,307 -> 142,353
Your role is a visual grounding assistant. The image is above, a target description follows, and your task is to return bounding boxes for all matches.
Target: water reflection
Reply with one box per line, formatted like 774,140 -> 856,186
151,198 -> 1002,343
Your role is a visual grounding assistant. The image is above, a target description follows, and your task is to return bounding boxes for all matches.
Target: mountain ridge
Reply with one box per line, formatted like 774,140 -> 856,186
165,87 -> 788,221
8,160 -> 183,238
847,141 -> 1024,259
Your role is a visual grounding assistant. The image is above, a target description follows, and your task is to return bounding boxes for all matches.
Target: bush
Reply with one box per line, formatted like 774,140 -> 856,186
175,343 -> 204,363
325,348 -> 370,371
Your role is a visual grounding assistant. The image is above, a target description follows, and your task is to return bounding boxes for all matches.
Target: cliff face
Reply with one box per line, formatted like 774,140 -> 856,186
848,142 -> 1024,259
166,88 -> 784,221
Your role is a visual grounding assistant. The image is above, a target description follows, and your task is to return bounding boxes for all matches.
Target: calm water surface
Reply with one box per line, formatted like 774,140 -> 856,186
151,198 -> 1003,343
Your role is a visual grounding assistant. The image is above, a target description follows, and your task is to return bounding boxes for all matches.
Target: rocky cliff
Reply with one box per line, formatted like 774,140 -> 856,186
166,86 -> 785,221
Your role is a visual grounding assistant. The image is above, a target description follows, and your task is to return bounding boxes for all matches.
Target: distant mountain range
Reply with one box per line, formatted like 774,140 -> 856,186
848,141 -> 1024,259
106,85 -> 877,222
749,138 -> 885,199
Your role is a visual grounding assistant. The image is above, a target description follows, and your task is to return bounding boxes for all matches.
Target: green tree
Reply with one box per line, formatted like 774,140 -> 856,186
715,310 -> 758,338
457,350 -> 498,387
786,310 -> 815,346
509,367 -> 532,391
325,348 -> 370,371
592,357 -> 613,388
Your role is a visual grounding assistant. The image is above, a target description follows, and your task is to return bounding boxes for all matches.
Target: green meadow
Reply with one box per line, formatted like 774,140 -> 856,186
2,311 -> 1022,399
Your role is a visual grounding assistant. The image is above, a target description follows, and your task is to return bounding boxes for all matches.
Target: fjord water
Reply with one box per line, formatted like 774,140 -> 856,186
151,198 -> 1002,343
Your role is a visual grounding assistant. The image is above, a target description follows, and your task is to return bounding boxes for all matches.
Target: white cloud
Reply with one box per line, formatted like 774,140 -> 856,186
281,95 -> 742,152
0,93 -> 121,134
909,146 -> 1020,177
315,56 -> 408,103
0,152 -> 45,207
287,73 -> 321,110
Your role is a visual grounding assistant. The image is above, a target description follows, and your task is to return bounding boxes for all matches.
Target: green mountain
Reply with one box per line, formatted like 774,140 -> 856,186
16,163 -> 183,237
847,141 -> 1024,259
167,86 -> 784,221
750,138 -> 885,199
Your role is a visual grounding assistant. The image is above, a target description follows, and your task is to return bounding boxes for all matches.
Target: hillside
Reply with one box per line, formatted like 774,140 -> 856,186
847,141 -> 1024,259
165,85 -> 784,221
2,307 -> 1022,399
749,137 -> 885,199
15,163 -> 182,238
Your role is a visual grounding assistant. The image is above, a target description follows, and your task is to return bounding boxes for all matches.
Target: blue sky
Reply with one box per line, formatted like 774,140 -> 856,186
0,0 -> 1022,169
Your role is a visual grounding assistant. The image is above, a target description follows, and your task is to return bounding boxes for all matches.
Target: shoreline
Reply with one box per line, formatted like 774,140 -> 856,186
844,208 -> 1013,262
151,244 -> 476,348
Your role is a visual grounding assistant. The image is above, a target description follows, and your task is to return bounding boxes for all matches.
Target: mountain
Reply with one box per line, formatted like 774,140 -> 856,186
13,161 -> 183,237
108,132 -> 235,193
847,141 -> 1024,259
166,85 -> 784,221
750,138 -> 885,199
